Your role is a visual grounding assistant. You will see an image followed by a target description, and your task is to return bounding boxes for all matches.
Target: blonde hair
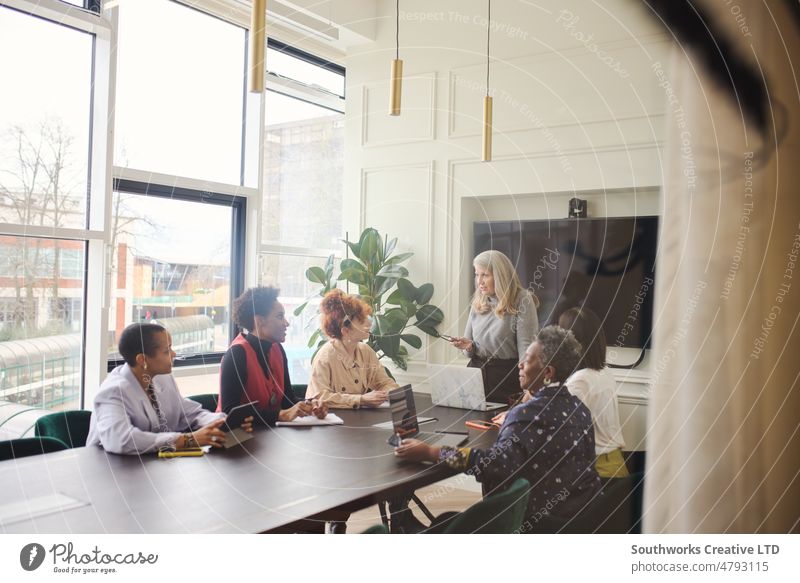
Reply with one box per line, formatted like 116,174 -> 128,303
471,250 -> 539,317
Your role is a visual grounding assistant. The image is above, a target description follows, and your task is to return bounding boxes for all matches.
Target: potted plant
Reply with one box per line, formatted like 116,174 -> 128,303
294,227 -> 444,371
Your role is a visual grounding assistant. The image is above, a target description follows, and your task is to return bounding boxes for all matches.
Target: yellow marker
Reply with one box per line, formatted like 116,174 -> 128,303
158,449 -> 204,458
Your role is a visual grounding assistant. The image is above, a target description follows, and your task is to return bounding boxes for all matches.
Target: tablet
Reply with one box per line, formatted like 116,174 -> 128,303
220,401 -> 259,433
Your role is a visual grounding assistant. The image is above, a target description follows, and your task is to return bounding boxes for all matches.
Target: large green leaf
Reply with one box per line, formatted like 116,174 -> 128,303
416,283 -> 434,304
384,237 -> 398,259
306,266 -> 327,285
400,301 -> 418,318
376,276 -> 398,297
293,301 -> 309,316
377,334 -> 401,359
343,239 -> 361,258
401,334 -> 422,349
376,264 -> 408,279
307,328 -> 322,348
338,268 -> 368,286
414,322 -> 439,336
385,289 -> 404,305
373,314 -> 391,335
382,308 -> 409,333
386,252 -> 414,265
324,254 -> 335,279
339,258 -> 365,273
415,304 -> 444,324
357,228 -> 381,264
396,278 -> 417,301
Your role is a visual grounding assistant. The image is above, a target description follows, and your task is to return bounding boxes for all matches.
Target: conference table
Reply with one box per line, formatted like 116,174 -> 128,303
0,394 -> 499,533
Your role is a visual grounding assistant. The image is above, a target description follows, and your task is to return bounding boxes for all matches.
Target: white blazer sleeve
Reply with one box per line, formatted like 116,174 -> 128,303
92,384 -> 181,455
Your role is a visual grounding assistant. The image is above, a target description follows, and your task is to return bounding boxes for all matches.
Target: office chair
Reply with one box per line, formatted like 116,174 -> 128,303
361,524 -> 389,534
292,384 -> 308,400
34,410 -> 92,448
0,436 -> 68,461
420,478 -> 531,534
187,393 -> 219,412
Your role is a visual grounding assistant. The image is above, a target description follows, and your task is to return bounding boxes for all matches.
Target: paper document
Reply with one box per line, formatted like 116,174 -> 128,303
276,413 -> 344,427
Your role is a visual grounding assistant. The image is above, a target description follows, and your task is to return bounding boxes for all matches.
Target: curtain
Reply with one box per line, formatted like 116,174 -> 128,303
644,1 -> 800,532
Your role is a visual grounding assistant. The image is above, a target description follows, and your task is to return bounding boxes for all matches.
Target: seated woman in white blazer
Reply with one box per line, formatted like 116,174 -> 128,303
87,323 -> 251,455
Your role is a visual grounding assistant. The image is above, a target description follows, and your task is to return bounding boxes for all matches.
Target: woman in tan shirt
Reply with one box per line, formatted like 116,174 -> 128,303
306,290 -> 398,408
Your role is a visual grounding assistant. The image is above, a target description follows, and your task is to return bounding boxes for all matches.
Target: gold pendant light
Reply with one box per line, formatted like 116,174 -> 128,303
481,0 -> 493,161
249,0 -> 266,93
389,0 -> 403,115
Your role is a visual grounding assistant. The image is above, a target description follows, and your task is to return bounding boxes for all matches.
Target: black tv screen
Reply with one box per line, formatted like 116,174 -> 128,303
473,216 -> 658,349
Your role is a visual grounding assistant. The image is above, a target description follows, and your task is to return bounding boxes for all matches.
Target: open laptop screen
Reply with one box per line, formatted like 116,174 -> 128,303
388,384 -> 419,438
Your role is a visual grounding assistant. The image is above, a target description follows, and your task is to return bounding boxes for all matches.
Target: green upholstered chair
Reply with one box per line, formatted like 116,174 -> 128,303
0,437 -> 68,460
187,393 -> 219,412
34,410 -> 92,449
432,478 -> 531,534
292,384 -> 308,400
361,524 -> 389,534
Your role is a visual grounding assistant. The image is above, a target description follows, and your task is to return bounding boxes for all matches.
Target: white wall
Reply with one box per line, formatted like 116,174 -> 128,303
345,0 -> 668,365
343,0 -> 671,449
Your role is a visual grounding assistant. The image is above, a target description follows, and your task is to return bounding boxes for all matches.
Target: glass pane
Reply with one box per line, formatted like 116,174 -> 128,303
108,193 -> 233,358
262,91 -> 344,249
114,0 -> 246,184
259,254 -> 340,384
0,235 -> 84,411
0,6 -> 93,229
267,47 -> 345,97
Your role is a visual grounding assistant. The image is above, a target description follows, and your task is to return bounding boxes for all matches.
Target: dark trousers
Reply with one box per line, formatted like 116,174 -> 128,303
468,357 -> 521,405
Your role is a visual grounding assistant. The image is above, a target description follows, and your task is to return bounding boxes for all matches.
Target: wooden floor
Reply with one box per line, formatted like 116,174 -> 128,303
346,478 -> 482,534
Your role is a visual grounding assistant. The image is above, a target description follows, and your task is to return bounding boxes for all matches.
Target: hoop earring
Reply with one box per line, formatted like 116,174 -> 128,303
543,376 -> 552,386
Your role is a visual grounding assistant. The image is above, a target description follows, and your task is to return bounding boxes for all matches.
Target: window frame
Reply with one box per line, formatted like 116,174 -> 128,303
107,177 -> 247,371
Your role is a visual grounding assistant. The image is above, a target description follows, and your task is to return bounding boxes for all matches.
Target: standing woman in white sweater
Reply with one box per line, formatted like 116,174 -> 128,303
559,307 -> 629,478
449,250 -> 539,405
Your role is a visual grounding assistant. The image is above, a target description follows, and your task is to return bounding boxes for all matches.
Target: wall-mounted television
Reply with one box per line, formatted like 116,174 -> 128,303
473,216 -> 658,349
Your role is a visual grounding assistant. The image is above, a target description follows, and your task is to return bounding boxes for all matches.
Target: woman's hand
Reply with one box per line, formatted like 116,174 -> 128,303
491,411 -> 507,426
394,439 -> 439,463
449,336 -> 474,352
308,399 -> 328,419
191,419 -> 227,448
278,401 -> 312,422
361,390 -> 388,407
240,416 -> 254,433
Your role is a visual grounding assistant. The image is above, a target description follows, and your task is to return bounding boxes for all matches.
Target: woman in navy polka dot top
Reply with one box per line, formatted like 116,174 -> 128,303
396,325 -> 601,532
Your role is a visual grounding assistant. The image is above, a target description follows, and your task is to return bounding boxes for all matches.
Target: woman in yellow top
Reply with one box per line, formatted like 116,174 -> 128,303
306,290 -> 398,408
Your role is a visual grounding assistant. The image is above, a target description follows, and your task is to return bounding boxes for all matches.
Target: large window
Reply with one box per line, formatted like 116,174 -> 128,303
0,0 -> 345,409
114,0 -> 255,186
259,44 -> 345,380
110,0 -> 253,385
108,183 -> 245,364
0,4 -> 98,411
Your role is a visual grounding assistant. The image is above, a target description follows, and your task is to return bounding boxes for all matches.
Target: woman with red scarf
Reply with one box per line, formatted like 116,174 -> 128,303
219,286 -> 327,424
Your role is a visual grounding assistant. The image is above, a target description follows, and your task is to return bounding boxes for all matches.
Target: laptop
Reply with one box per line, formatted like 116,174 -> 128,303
427,365 -> 507,411
386,384 -> 468,448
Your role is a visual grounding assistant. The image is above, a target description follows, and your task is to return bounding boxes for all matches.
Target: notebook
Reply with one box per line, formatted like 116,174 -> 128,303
427,364 -> 506,411
275,413 -> 344,427
385,384 -> 467,448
